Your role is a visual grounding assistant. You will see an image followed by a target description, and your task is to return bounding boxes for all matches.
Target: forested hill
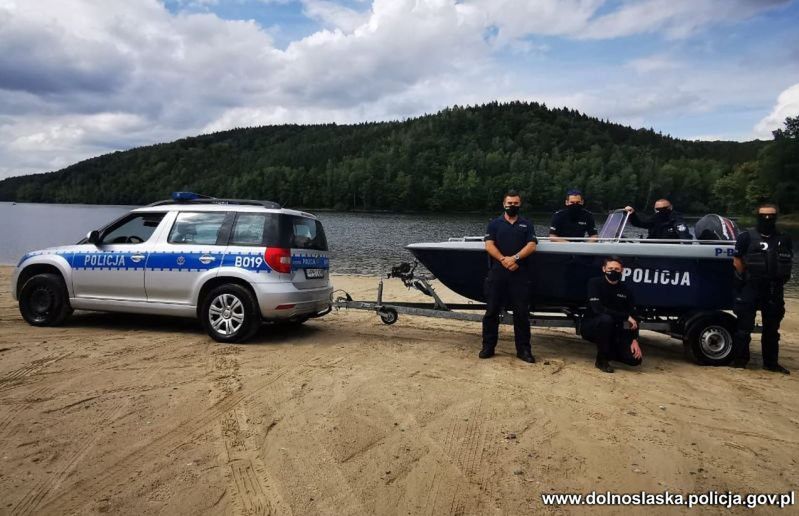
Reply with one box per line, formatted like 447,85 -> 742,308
1,101 -> 794,214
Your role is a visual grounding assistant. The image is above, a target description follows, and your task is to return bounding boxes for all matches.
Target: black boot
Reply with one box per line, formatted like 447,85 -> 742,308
516,351 -> 535,363
595,359 -> 614,373
763,363 -> 790,375
478,347 -> 495,359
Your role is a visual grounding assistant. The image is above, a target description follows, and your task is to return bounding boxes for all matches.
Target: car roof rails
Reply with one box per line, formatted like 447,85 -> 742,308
145,192 -> 282,209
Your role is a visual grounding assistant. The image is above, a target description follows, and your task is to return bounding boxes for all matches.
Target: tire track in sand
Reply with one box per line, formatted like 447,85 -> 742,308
37,356 -> 324,514
10,400 -> 128,516
0,352 -> 72,392
403,399 -> 497,516
0,386 -> 54,437
212,346 -> 287,516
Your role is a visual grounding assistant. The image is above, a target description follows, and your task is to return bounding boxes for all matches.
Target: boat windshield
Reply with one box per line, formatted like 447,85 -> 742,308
598,209 -> 629,241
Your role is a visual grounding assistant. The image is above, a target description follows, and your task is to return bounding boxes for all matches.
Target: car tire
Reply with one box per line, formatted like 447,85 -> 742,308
683,312 -> 735,366
19,273 -> 73,327
201,284 -> 260,343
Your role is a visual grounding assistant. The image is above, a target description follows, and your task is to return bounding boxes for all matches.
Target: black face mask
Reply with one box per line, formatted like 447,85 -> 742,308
504,205 -> 520,217
655,208 -> 671,221
567,203 -> 582,218
757,214 -> 777,235
605,270 -> 622,282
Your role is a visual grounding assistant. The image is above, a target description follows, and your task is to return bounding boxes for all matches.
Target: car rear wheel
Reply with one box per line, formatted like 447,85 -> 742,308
201,284 -> 260,343
19,273 -> 73,326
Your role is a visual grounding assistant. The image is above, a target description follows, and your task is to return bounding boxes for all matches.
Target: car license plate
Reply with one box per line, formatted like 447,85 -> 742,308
304,268 -> 325,279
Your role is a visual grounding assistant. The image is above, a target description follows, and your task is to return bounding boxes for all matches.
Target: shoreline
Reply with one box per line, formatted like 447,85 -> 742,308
4,200 -> 791,222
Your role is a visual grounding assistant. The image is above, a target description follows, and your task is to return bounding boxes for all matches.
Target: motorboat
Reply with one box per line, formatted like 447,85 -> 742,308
404,211 -> 742,365
406,210 -> 737,314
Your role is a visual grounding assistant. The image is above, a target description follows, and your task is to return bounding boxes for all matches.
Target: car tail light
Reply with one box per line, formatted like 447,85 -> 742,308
265,247 -> 292,273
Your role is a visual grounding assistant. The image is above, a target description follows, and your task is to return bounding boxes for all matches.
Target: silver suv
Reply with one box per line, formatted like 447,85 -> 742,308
11,193 -> 332,342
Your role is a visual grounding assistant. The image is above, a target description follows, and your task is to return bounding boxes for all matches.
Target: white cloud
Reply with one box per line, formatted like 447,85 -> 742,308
580,0 -> 788,40
470,0 -> 603,40
301,0 -> 370,32
468,0 -> 789,40
753,83 -> 799,139
0,0 -> 795,179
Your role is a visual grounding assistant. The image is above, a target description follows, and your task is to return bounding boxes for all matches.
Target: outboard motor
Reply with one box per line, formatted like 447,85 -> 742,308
694,214 -> 740,241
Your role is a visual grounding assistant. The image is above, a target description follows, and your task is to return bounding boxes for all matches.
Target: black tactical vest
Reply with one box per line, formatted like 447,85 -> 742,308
744,229 -> 793,282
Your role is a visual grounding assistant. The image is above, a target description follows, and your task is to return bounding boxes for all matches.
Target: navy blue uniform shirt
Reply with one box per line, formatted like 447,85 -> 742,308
549,207 -> 598,239
733,231 -> 795,257
734,230 -> 793,281
485,215 -> 537,269
629,210 -> 692,240
586,276 -> 635,322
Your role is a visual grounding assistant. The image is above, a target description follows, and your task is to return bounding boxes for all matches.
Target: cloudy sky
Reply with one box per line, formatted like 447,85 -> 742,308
1,0 -> 798,179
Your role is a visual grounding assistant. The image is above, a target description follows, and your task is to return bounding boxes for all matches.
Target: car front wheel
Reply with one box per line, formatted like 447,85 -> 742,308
201,284 -> 260,343
19,273 -> 73,326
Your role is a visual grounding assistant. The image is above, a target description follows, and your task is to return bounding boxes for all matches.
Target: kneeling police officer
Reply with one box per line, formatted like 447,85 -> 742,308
581,256 -> 643,373
732,203 -> 793,374
481,190 -> 537,363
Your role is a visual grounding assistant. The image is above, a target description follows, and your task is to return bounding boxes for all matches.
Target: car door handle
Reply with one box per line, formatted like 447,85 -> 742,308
199,255 -> 216,265
130,254 -> 145,263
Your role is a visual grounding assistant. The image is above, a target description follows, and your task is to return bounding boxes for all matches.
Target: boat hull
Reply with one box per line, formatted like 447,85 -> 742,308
406,241 -> 736,314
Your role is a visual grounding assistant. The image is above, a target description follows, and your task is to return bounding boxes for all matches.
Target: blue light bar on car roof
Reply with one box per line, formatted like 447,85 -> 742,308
172,192 -> 204,201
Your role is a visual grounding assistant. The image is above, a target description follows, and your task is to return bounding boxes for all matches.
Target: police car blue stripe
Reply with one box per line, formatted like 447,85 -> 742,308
146,251 -> 227,272
221,251 -> 272,273
18,249 -> 328,274
72,251 -> 147,271
291,254 -> 330,269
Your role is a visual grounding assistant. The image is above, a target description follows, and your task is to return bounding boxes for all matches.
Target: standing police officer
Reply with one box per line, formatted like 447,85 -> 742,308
549,189 -> 598,242
732,203 -> 793,374
481,190 -> 537,363
623,199 -> 692,240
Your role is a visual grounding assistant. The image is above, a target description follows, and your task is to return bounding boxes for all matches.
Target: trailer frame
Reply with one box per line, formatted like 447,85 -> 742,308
331,262 -> 748,366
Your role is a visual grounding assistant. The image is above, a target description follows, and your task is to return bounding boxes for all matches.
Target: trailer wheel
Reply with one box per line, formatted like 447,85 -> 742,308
684,312 -> 735,366
378,308 -> 398,325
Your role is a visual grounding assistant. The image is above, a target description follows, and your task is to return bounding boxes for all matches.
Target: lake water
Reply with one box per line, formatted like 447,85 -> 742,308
2,202 -> 797,295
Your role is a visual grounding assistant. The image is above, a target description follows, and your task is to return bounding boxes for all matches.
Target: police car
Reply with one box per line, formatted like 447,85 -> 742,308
11,193 -> 333,343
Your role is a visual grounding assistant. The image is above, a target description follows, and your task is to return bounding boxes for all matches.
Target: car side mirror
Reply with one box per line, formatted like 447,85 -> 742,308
87,230 -> 101,245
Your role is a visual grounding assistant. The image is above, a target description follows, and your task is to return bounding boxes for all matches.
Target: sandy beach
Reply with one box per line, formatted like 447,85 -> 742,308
1,265 -> 797,515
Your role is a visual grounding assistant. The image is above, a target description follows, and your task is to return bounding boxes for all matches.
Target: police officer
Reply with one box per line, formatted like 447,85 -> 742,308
481,190 -> 537,363
581,256 -> 643,373
623,199 -> 692,240
731,203 -> 793,374
549,189 -> 598,242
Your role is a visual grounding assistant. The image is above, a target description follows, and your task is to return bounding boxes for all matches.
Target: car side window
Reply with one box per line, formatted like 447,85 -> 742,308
168,212 -> 227,245
230,213 -> 280,246
101,213 -> 166,245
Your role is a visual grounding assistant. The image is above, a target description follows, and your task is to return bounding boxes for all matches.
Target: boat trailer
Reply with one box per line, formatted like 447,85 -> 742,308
332,262 -> 747,366
331,262 -> 675,332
